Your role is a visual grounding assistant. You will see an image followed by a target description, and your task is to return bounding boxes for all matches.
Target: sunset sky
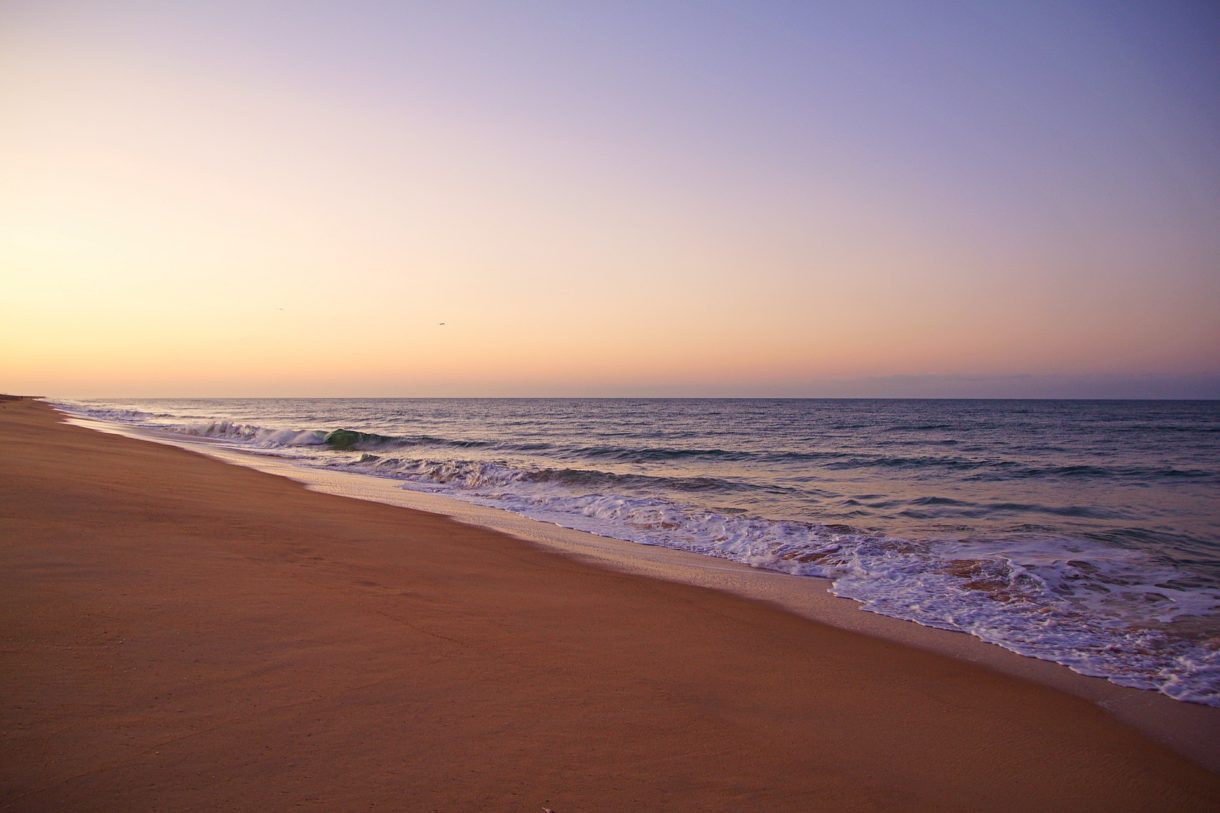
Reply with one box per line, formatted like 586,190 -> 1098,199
3,1 -> 1218,397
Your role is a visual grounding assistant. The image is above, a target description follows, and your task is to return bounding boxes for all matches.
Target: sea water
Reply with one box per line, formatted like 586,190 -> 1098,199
56,397 -> 1220,705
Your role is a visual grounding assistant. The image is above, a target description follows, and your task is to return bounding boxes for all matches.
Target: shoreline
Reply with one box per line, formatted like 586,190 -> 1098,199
3,397 -> 1219,810
63,405 -> 1220,771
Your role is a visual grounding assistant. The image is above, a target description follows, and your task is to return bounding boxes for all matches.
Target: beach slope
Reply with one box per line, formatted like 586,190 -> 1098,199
1,398 -> 1217,811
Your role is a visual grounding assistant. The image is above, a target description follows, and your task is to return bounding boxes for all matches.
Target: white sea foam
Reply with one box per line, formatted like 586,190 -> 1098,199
172,420 -> 329,447
331,454 -> 1220,706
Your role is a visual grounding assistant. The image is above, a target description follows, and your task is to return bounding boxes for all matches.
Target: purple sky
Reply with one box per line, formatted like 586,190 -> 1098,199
3,1 -> 1218,397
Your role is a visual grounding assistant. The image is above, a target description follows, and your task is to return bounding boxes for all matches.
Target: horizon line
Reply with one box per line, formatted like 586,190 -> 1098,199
30,394 -> 1220,402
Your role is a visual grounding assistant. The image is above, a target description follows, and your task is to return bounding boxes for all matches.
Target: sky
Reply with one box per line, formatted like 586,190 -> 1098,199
2,1 -> 1218,398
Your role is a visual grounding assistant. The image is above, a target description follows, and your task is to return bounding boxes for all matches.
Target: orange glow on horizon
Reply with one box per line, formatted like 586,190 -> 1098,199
3,4 -> 1218,398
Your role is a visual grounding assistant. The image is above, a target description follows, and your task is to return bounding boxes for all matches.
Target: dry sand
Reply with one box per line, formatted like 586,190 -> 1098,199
2,397 -> 1217,811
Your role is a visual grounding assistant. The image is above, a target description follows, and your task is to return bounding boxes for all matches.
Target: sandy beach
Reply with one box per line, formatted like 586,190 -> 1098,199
1,397 -> 1217,812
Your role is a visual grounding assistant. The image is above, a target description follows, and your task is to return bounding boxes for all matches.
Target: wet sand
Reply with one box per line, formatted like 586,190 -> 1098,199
2,397 -> 1217,811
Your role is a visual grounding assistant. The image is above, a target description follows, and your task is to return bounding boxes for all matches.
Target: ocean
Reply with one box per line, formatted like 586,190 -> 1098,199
57,397 -> 1220,705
